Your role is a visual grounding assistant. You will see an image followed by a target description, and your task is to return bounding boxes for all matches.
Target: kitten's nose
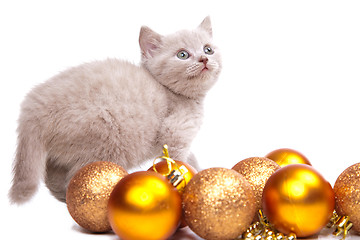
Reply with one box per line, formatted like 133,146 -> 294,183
199,56 -> 208,65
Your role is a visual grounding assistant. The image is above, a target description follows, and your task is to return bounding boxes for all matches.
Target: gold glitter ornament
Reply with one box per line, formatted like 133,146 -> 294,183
232,157 -> 280,216
182,167 -> 256,240
262,164 -> 335,237
334,162 -> 360,233
66,161 -> 128,232
265,148 -> 311,167
107,171 -> 182,240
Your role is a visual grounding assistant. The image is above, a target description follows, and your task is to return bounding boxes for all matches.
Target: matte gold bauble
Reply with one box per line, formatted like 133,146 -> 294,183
262,164 -> 335,237
334,163 -> 360,233
107,171 -> 182,240
66,161 -> 128,232
232,157 -> 280,216
265,148 -> 311,167
182,168 -> 256,240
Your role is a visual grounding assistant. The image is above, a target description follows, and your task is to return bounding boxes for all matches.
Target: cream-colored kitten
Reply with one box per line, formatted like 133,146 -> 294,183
9,17 -> 222,203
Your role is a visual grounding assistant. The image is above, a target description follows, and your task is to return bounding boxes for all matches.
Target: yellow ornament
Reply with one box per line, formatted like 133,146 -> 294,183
66,161 -> 128,232
148,159 -> 197,190
232,157 -> 280,218
148,145 -> 197,228
148,144 -> 197,194
107,171 -> 182,240
334,163 -> 360,233
182,168 -> 256,240
265,148 -> 312,167
262,164 -> 335,237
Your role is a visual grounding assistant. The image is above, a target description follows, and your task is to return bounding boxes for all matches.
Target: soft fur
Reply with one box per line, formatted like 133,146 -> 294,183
9,17 -> 222,204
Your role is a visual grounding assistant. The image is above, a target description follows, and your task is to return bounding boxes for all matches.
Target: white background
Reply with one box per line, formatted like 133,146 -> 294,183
1,0 -> 360,239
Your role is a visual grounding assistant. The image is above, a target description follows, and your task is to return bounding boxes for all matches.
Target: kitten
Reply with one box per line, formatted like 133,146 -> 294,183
9,17 -> 222,204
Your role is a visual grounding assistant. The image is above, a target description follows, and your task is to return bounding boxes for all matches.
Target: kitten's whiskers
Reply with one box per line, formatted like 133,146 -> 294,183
186,63 -> 209,79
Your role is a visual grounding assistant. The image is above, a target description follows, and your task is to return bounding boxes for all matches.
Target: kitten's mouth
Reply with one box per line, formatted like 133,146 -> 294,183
201,67 -> 209,72
187,64 -> 211,79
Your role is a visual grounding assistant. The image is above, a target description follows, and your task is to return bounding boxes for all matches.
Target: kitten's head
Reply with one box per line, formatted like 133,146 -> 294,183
139,17 -> 222,99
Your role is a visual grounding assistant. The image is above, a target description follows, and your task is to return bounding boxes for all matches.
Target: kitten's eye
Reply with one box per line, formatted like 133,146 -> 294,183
177,50 -> 190,60
204,45 -> 214,55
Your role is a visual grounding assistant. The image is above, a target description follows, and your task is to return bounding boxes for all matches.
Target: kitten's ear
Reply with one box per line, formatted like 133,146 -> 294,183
198,16 -> 212,37
139,26 -> 163,58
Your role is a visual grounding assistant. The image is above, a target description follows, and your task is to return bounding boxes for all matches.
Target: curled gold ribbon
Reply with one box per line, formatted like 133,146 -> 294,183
152,144 -> 187,191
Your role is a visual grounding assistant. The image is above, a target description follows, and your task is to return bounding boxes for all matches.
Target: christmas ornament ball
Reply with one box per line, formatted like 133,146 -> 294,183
107,171 -> 182,240
262,164 -> 335,237
232,157 -> 280,213
66,161 -> 128,232
148,159 -> 197,193
182,168 -> 256,240
334,163 -> 360,233
148,159 -> 197,228
265,148 -> 311,167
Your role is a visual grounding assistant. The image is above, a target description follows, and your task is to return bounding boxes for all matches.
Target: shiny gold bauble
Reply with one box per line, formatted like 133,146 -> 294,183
148,159 -> 197,193
265,148 -> 312,167
182,167 -> 256,240
66,161 -> 128,232
232,157 -> 280,216
334,163 -> 360,233
262,164 -> 335,237
107,171 -> 182,240
148,159 -> 197,228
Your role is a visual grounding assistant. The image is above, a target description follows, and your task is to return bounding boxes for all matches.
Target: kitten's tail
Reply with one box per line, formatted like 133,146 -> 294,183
9,123 -> 46,204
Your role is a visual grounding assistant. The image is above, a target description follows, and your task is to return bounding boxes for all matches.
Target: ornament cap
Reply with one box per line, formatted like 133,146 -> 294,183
152,144 -> 189,192
328,212 -> 353,238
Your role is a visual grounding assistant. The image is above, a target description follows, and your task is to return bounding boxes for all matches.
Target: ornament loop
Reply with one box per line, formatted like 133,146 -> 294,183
153,144 -> 187,189
153,156 -> 176,176
241,210 -> 297,240
162,144 -> 170,158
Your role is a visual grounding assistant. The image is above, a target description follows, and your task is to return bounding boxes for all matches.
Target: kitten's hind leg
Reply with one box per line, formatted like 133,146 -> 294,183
45,160 -> 68,203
